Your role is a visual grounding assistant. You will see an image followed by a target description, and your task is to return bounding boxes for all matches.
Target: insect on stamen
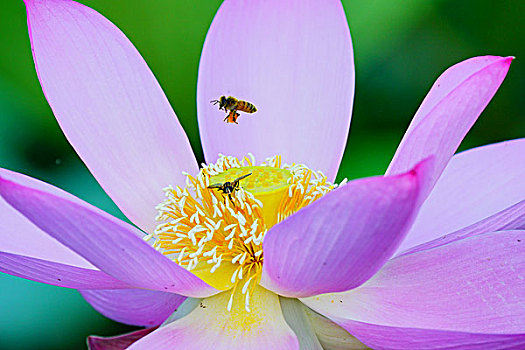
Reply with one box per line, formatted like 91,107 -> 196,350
207,173 -> 252,206
150,154 -> 345,313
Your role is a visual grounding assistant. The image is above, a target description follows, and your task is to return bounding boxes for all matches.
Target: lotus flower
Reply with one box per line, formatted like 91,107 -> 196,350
1,0 -> 524,349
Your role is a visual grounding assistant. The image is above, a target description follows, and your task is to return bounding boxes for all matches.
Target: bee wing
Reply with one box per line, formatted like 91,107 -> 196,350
234,173 -> 252,182
207,183 -> 224,189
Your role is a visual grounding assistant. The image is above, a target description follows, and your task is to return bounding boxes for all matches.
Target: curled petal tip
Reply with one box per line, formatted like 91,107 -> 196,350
500,55 -> 515,65
477,55 -> 513,62
492,55 -> 514,66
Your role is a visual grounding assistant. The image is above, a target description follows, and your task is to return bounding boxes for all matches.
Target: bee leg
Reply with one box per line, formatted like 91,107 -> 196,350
228,193 -> 235,206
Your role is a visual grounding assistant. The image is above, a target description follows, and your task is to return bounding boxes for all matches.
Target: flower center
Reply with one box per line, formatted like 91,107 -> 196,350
147,154 -> 344,311
209,165 -> 291,227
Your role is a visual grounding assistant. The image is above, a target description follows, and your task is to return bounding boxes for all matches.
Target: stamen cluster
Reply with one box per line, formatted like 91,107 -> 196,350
146,154 -> 346,311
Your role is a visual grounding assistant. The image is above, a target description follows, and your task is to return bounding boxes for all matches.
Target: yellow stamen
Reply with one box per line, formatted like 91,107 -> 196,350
210,165 -> 291,227
148,154 -> 345,311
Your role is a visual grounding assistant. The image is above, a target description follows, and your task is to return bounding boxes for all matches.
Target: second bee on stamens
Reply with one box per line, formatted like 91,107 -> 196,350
211,96 -> 257,124
207,173 -> 252,205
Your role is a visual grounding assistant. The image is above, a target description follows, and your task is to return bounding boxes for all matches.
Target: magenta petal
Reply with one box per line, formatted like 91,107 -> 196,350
25,0 -> 198,233
260,158 -> 432,298
386,56 -> 513,200
302,230 -> 525,348
400,199 -> 525,257
398,138 -> 525,254
197,0 -> 354,180
81,289 -> 185,327
88,327 -> 158,350
337,321 -> 525,350
1,186 -> 94,267
0,252 -> 129,289
0,170 -> 217,298
0,170 -> 129,289
129,286 -> 299,350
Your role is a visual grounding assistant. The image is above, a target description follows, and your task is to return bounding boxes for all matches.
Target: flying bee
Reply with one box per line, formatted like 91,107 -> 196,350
211,96 -> 257,113
211,96 -> 257,124
207,173 -> 252,205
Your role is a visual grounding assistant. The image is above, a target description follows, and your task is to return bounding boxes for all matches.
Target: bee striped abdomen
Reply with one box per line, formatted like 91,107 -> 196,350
236,100 -> 257,113
211,95 -> 257,124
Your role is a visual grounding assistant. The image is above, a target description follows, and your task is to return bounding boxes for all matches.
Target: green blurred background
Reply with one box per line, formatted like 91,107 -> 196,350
0,0 -> 523,348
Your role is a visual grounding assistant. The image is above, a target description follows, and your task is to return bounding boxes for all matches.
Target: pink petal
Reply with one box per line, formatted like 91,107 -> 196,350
81,289 -> 185,327
260,158 -> 432,298
88,327 -> 158,350
1,180 -> 94,268
0,169 -> 217,298
197,0 -> 354,181
398,138 -> 525,254
129,286 -> 299,350
0,169 -> 129,289
401,199 -> 525,257
0,251 -> 129,289
0,169 -> 128,288
160,298 -> 202,325
335,321 -> 525,350
386,56 -> 513,200
303,230 -> 525,348
25,0 -> 198,233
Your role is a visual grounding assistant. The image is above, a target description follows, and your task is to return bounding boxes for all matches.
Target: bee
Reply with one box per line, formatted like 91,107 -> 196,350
207,173 -> 252,204
211,96 -> 257,124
